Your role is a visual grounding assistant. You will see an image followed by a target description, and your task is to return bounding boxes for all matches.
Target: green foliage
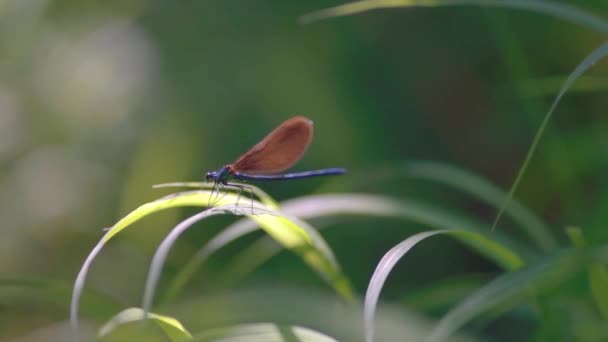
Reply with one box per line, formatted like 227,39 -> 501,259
98,307 -> 193,341
2,0 -> 608,341
71,187 -> 353,340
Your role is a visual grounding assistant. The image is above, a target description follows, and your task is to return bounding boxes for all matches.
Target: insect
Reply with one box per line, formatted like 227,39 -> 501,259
205,116 -> 346,210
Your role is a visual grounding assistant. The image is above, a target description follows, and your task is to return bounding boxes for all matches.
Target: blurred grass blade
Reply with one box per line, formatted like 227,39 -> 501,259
162,216 -> 268,304
143,203 -> 352,315
153,181 -> 280,208
300,0 -> 608,35
402,161 -> 556,250
491,40 -> 608,231
97,307 -> 192,341
364,229 -> 518,342
165,194 -> 526,304
72,189 -> 351,340
428,249 -> 582,341
565,226 -> 608,320
302,0 -> 608,235
193,323 -> 338,342
565,226 -> 585,248
283,194 -> 528,268
102,190 -> 219,243
365,230 -> 444,342
71,190 -> 217,340
589,263 -> 608,320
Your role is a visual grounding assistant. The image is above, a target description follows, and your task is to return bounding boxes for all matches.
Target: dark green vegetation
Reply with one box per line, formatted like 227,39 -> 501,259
2,1 -> 608,341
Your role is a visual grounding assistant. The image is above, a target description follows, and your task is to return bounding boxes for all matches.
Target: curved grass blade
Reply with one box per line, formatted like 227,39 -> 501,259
490,40 -> 608,231
566,226 -> 608,321
300,0 -> 608,35
193,323 -> 338,342
164,194 -> 526,304
321,160 -> 553,249
402,161 -> 556,250
283,194 -> 529,268
71,190 -> 350,341
153,181 -> 280,209
589,263 -> 608,321
216,198 -> 524,290
142,203 -> 351,316
428,248 -> 581,341
363,229 -> 517,342
300,1 -> 608,234
71,190 -> 218,340
162,216 -> 264,304
365,230 -> 444,342
98,307 -> 192,341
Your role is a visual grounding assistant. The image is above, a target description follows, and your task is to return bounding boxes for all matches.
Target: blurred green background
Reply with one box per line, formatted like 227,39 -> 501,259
2,1 -> 608,341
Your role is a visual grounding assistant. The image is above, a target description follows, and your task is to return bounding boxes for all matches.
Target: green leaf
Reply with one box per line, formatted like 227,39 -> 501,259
97,307 -> 192,341
300,0 -> 608,35
141,203 -> 353,316
429,249 -> 582,341
565,226 -> 585,248
363,229 -> 523,342
491,41 -> 608,232
72,189 -> 351,340
164,194 -> 527,304
152,181 -> 280,209
193,323 -> 338,342
299,0 -> 608,241
402,161 -> 556,250
589,263 -> 608,321
564,226 -> 608,320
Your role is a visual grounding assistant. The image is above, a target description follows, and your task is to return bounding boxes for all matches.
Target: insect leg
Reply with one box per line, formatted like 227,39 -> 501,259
208,181 -> 219,208
226,183 -> 256,215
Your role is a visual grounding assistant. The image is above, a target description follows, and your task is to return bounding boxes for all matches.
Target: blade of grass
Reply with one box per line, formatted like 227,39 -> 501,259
402,161 -> 556,250
566,226 -> 608,321
71,189 -> 351,341
98,307 -> 192,341
365,230 -> 444,342
589,263 -> 608,321
192,323 -> 338,342
153,181 -> 280,209
161,216 -> 264,305
216,195 -> 526,288
321,160 -> 554,249
300,0 -> 608,35
71,190 -> 217,340
301,0 -> 608,234
164,194 -> 527,305
428,248 -> 582,341
364,229 -> 516,342
142,203 -> 352,317
491,41 -> 608,231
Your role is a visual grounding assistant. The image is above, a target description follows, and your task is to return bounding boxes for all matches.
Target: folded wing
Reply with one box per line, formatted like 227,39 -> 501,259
230,116 -> 314,174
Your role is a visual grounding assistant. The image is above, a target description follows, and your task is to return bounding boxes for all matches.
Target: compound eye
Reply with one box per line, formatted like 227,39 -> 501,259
205,172 -> 216,182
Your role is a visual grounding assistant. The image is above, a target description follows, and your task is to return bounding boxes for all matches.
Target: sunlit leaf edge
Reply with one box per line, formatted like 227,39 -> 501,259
97,307 -> 193,341
71,190 -> 351,340
300,0 -> 608,35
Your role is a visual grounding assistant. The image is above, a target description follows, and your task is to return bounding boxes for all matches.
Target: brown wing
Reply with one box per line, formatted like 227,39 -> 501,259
230,116 -> 314,174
